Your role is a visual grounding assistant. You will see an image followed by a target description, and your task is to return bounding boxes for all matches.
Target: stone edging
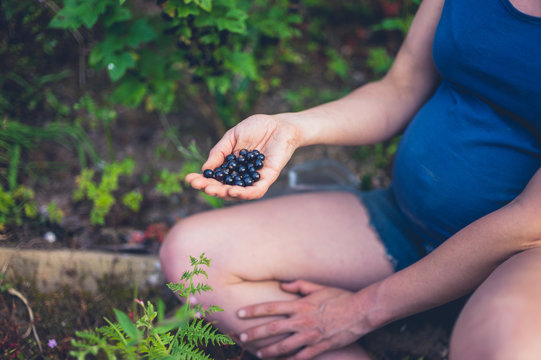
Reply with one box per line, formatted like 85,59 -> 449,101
0,248 -> 165,293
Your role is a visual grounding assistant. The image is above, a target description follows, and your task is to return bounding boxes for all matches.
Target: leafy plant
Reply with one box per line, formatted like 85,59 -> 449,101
46,201 -> 65,224
49,0 -> 304,136
366,47 -> 394,75
73,158 -> 139,225
0,185 -> 38,228
70,253 -> 235,359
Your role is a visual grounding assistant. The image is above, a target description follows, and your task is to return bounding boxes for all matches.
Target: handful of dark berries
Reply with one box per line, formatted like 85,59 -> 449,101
202,149 -> 265,187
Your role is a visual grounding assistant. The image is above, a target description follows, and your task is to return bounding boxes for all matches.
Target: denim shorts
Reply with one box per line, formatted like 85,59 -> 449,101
356,186 -> 429,271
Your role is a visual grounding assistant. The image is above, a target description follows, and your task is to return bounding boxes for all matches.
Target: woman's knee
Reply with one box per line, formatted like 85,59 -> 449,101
450,249 -> 541,360
159,213 -> 225,283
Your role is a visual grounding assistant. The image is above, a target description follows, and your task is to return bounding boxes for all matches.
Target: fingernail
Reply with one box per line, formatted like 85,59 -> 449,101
239,333 -> 247,342
238,309 -> 246,318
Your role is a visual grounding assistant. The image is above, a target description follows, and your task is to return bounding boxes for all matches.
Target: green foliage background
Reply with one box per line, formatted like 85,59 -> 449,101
0,0 -> 418,228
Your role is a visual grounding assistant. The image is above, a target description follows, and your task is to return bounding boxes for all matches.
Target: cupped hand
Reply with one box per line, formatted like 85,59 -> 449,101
185,114 -> 301,200
236,280 -> 373,360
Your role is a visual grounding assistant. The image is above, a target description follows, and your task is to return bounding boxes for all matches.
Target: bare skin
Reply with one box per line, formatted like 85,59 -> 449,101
160,191 -> 393,359
161,0 -> 541,358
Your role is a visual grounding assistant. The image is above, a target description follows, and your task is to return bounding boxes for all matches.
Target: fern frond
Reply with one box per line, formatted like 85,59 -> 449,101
171,340 -> 213,360
181,319 -> 234,347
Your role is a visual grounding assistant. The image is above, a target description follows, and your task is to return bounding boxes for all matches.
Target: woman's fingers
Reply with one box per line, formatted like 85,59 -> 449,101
238,300 -> 296,319
256,331 -> 323,359
281,280 -> 326,295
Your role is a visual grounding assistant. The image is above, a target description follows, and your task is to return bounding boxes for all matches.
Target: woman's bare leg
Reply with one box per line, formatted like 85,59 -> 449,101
160,191 -> 394,359
450,247 -> 541,360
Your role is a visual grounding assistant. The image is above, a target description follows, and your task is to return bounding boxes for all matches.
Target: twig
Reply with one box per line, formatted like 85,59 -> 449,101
7,288 -> 43,353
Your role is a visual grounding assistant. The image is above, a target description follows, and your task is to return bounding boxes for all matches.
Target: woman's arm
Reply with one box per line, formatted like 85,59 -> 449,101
237,169 -> 541,359
365,167 -> 541,329
286,0 -> 444,147
186,0 -> 443,200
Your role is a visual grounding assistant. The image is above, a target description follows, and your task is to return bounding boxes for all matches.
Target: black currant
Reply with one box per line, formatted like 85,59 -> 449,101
246,151 -> 256,161
227,160 -> 238,171
234,180 -> 245,186
239,149 -> 248,156
224,175 -> 234,185
243,177 -> 254,186
203,169 -> 214,178
251,171 -> 261,181
257,153 -> 265,161
225,154 -> 236,162
238,155 -> 246,163
254,159 -> 264,169
214,170 -> 225,182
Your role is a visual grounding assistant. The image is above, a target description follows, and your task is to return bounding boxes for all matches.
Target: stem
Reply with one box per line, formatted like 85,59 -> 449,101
104,122 -> 114,162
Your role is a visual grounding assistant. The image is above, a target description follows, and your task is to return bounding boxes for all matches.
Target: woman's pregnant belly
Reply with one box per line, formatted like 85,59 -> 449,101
392,82 -> 541,248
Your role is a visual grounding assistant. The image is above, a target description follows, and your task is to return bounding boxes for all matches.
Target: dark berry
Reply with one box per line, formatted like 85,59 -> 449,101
237,155 -> 246,163
224,175 -> 234,185
239,149 -> 248,156
246,151 -> 256,161
238,165 -> 247,174
257,153 -> 265,161
251,171 -> 261,181
234,175 -> 242,182
242,173 -> 252,179
225,154 -> 236,162
223,167 -> 231,175
203,169 -> 214,178
253,150 -> 260,156
227,160 -> 238,171
248,166 -> 256,173
221,163 -> 228,169
234,180 -> 245,186
214,170 -> 225,182
254,159 -> 264,169
243,177 -> 254,186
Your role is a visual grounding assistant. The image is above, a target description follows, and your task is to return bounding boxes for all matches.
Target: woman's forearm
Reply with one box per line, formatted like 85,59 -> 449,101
276,0 -> 444,149
363,169 -> 541,330
279,76 -> 435,148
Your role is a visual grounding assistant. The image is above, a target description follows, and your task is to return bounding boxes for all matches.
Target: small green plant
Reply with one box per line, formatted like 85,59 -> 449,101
46,201 -> 65,224
73,158 -> 140,225
70,253 -> 235,359
0,185 -> 38,228
366,47 -> 394,75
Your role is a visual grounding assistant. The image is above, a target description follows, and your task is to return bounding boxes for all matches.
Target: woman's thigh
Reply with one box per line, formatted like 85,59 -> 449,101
160,191 -> 394,291
450,247 -> 541,360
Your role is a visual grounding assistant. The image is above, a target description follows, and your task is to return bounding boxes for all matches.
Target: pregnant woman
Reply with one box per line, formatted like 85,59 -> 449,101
160,0 -> 541,358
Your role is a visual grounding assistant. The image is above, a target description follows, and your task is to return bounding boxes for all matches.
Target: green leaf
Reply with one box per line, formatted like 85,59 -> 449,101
195,0 -> 212,12
199,193 -> 223,209
111,75 -> 147,107
107,52 -> 136,81
223,50 -> 257,79
215,9 -> 248,34
114,309 -> 141,341
49,0 -> 109,29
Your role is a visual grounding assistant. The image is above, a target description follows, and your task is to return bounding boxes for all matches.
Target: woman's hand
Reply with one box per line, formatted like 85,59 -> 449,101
237,280 -> 373,360
185,114 -> 301,200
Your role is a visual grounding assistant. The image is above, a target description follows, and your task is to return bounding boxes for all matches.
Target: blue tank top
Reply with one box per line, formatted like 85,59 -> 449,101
392,0 -> 541,250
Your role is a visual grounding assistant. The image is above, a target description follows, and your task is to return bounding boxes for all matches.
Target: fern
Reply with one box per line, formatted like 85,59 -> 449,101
70,253 -> 234,359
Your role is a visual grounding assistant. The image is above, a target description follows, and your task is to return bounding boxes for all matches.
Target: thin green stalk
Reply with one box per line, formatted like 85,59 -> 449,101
8,144 -> 20,191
